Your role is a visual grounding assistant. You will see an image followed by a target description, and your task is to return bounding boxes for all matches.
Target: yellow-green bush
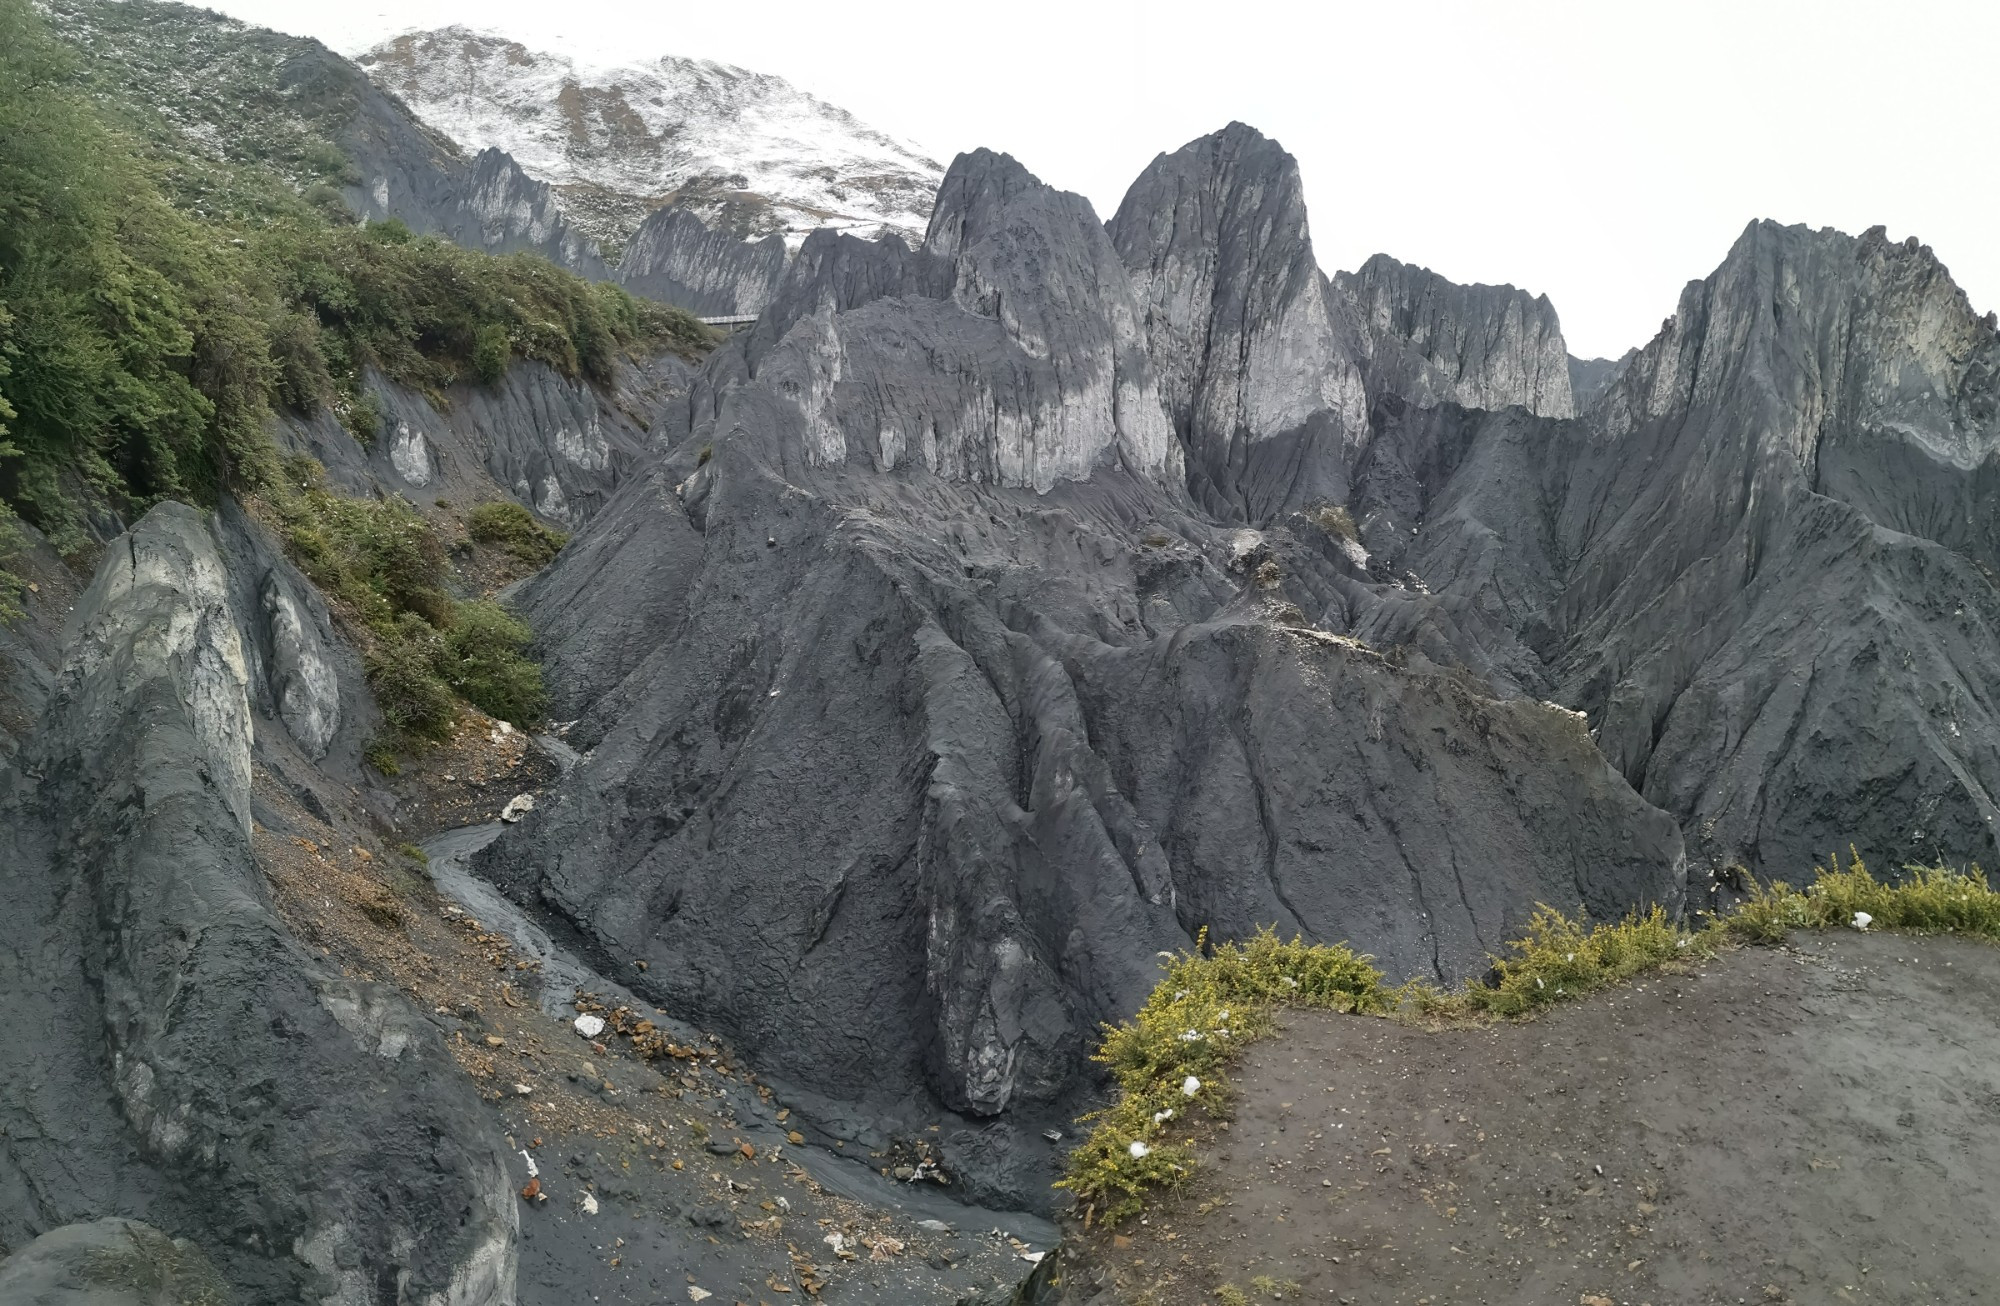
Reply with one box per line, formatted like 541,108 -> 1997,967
1730,849 -> 2000,943
1057,928 -> 1389,1227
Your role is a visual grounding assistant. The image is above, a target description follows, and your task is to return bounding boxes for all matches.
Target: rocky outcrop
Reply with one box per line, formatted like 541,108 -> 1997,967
475,143 -> 1688,1210
416,148 -> 608,275
616,206 -> 788,315
0,505 -> 515,1304
273,355 -> 683,527
1545,222 -> 2000,873
1336,253 -> 1576,418
1109,123 -> 1369,521
0,1219 -> 226,1306
1567,350 -> 1634,411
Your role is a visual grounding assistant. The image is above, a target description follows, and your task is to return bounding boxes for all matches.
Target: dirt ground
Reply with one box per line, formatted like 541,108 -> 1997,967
1067,934 -> 2000,1305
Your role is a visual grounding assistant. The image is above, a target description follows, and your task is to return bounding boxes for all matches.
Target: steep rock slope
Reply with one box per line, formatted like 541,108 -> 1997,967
1108,124 -> 1370,522
358,27 -> 944,251
476,144 -> 1686,1208
274,353 -> 689,528
617,205 -> 789,316
1355,222 -> 2000,875
1554,222 -> 2000,873
0,505 -> 514,1304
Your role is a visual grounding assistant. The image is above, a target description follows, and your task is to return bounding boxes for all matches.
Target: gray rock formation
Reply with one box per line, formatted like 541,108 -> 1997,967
0,505 -> 515,1304
1336,253 -> 1576,417
273,355 -> 684,527
1109,124 -> 1369,522
407,148 -> 607,275
615,206 -> 788,316
1567,350 -> 1635,411
475,143 -> 1687,1210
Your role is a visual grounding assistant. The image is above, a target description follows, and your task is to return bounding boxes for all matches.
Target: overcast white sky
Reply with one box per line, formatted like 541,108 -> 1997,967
209,0 -> 1995,358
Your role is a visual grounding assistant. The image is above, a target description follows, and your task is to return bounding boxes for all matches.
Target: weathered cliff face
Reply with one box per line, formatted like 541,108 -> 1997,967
1547,222 -> 2000,873
1109,124 -> 1369,522
616,206 -> 788,316
476,141 -> 1687,1209
273,354 -> 686,528
0,505 -> 515,1305
1336,253 -> 1576,418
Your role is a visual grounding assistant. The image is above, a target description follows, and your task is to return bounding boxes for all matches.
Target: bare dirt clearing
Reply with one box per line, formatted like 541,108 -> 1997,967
1067,934 -> 2000,1305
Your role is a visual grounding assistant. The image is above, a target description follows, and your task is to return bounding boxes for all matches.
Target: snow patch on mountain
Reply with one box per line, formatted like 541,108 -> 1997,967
356,27 -> 944,252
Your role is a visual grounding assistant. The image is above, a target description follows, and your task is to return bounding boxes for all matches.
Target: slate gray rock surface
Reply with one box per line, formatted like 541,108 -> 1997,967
272,355 -> 686,527
617,206 -> 789,317
0,505 -> 515,1304
476,137 -> 1690,1210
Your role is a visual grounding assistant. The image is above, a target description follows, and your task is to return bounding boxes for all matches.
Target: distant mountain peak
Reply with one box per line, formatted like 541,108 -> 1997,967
355,26 -> 944,254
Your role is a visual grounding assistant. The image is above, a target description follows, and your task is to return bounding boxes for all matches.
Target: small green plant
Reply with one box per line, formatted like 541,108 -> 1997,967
696,444 -> 713,466
1249,1276 -> 1299,1300
338,389 -> 384,447
398,842 -> 429,866
363,735 -> 401,776
1216,1287 -> 1249,1306
465,499 -> 568,566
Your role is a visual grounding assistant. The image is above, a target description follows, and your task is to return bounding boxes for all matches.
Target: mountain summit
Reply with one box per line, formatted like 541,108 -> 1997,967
356,26 -> 945,253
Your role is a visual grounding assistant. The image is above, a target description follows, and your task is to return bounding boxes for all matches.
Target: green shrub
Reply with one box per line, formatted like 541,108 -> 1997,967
363,735 -> 401,776
1729,849 -> 2000,944
365,614 -> 455,740
471,322 -> 510,384
261,457 -> 552,741
445,600 -> 546,725
465,499 -> 567,566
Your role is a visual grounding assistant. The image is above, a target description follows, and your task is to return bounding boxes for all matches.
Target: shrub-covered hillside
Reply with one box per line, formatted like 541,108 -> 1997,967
0,0 -> 714,744
0,0 -> 709,554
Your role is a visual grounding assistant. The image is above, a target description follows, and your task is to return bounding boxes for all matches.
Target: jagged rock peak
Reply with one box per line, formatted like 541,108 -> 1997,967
1109,122 -> 1369,520
357,26 -> 944,249
1336,252 -> 1576,418
1598,219 -> 2000,469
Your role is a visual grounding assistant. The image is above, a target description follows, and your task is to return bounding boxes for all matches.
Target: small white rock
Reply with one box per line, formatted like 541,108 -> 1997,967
512,1083 -> 533,1096
1852,911 -> 1873,930
580,1191 -> 599,1215
573,1013 -> 606,1039
1128,1141 -> 1150,1158
1181,1075 -> 1201,1097
500,793 -> 536,822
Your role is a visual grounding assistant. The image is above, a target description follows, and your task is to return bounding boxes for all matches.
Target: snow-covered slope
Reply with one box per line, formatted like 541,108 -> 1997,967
356,27 -> 944,254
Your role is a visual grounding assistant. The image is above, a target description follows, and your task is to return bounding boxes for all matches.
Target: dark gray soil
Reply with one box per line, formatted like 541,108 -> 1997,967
1070,934 -> 2000,1305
